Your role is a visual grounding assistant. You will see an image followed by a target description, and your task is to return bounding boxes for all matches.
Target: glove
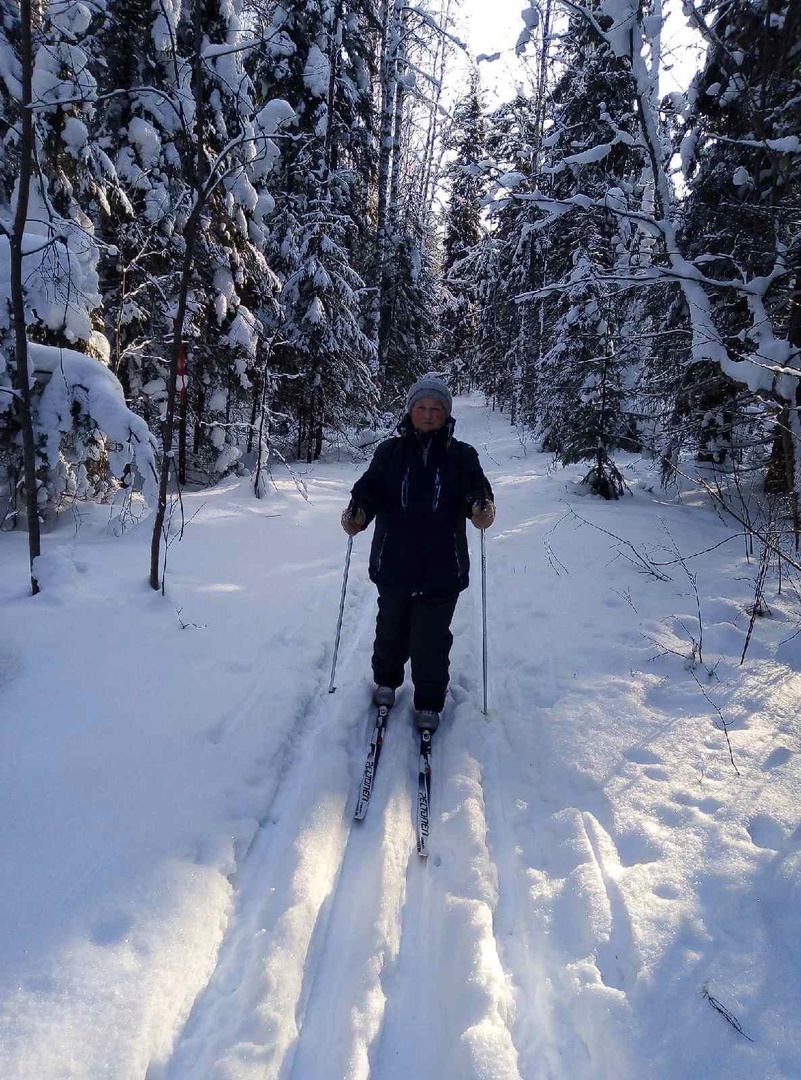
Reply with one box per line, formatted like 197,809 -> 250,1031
341,506 -> 366,536
471,499 -> 495,530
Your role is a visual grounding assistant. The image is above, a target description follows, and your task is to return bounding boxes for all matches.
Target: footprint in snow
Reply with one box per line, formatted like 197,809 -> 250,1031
450,683 -> 470,705
91,913 -> 134,947
673,792 -> 723,815
653,803 -> 687,828
763,746 -> 794,770
624,747 -> 663,766
616,831 -> 663,867
652,882 -> 680,900
747,814 -> 786,851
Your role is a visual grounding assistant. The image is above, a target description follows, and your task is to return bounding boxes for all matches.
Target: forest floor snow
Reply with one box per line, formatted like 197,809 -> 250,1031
1,396 -> 800,1079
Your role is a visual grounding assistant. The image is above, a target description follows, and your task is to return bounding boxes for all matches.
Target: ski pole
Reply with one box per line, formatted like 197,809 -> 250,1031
481,527 -> 488,715
329,535 -> 353,693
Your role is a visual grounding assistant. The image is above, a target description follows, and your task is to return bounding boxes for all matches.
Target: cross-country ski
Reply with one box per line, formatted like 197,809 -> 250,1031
353,703 -> 391,820
416,730 -> 433,857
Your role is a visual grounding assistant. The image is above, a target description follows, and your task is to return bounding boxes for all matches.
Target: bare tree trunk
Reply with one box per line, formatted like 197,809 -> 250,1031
193,383 -> 205,454
323,0 -> 343,182
177,339 -> 187,485
149,0 -> 206,590
253,337 -> 276,497
377,13 -> 407,382
148,217 -> 203,589
297,406 -> 305,461
10,0 -> 40,594
419,0 -> 452,214
372,0 -> 403,376
765,269 -> 801,544
388,47 -> 406,230
247,369 -> 260,455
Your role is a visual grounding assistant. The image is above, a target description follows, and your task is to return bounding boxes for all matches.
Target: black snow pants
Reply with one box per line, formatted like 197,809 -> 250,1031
372,590 -> 459,712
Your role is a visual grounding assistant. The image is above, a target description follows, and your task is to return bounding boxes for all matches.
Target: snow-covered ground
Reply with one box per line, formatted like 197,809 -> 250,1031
2,397 -> 800,1079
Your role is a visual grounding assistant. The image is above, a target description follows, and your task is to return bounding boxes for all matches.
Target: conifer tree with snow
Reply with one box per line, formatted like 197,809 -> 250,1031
473,91 -> 544,414
256,0 -> 380,456
436,72 -> 486,392
373,0 -> 465,403
538,251 -> 629,496
275,188 -> 377,461
674,0 -> 801,488
90,0 -> 289,488
529,3 -> 645,495
92,0 -> 188,426
0,0 -> 158,552
171,0 -> 286,479
379,208 -> 441,406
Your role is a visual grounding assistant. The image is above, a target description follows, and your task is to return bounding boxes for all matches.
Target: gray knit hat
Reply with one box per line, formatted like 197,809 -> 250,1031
405,374 -> 452,416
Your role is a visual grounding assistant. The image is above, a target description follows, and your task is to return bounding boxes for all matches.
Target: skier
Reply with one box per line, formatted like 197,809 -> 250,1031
341,375 -> 495,732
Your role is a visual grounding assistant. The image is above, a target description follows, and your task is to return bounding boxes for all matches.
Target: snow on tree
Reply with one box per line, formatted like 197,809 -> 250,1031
380,207 -> 441,407
475,86 -> 551,418
538,251 -> 630,496
674,0 -> 801,492
91,0 -> 190,428
0,0 -> 159,558
375,0 -> 464,396
435,71 -> 487,392
256,0 -> 380,457
522,1 -> 645,493
275,192 -> 377,460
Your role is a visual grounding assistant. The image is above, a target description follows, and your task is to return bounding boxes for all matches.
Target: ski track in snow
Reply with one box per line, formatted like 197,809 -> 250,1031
152,400 -> 800,1080
5,397 -> 801,1079
150,413 -> 536,1080
151,594 -> 382,1080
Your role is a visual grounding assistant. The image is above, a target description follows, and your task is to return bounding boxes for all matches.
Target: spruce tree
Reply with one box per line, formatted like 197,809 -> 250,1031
436,72 -> 486,392
257,0 -> 379,457
678,0 -> 801,487
531,4 -> 644,495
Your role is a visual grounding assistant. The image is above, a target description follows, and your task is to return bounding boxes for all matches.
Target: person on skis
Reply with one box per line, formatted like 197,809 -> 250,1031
341,375 -> 495,732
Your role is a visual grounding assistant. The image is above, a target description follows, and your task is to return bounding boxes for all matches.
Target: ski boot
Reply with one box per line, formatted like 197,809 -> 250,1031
415,709 -> 440,733
373,685 -> 396,708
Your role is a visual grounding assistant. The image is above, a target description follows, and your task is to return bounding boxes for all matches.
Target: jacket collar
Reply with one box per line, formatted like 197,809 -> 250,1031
397,414 -> 456,447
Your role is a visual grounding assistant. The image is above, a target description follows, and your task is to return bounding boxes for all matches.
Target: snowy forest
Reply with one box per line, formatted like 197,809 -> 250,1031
1,0 -> 800,591
4,2 -> 801,1077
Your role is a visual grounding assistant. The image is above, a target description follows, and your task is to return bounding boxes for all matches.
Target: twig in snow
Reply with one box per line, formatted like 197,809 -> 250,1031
741,534 -> 772,665
660,521 -> 708,672
544,537 -> 569,577
643,631 -> 738,775
701,985 -> 753,1042
160,496 -> 205,595
481,441 -> 503,468
690,671 -> 740,776
175,606 -> 207,630
561,504 -> 671,582
609,586 -> 638,615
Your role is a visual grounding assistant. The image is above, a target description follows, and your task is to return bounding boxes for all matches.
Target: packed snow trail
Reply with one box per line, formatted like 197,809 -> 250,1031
2,397 -> 801,1078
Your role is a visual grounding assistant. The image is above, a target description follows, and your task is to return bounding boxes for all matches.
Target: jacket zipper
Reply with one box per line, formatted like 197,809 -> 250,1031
375,532 -> 388,573
454,536 -> 462,577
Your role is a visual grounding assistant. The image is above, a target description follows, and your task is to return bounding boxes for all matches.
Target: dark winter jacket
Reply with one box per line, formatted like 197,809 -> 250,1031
350,417 -> 493,596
